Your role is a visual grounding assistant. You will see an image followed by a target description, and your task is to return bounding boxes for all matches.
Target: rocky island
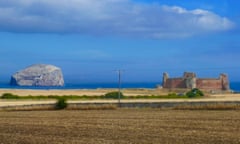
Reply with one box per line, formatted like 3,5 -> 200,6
10,64 -> 64,86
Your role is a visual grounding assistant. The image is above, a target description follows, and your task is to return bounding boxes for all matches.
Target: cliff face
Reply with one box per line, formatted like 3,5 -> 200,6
10,64 -> 64,86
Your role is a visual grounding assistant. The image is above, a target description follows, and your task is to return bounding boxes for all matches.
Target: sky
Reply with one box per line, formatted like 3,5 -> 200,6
0,0 -> 240,83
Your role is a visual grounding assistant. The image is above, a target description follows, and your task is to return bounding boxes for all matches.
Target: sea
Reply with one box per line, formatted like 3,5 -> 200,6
0,82 -> 240,92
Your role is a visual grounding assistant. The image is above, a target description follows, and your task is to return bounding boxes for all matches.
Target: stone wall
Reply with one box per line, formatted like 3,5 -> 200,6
1,101 -> 240,109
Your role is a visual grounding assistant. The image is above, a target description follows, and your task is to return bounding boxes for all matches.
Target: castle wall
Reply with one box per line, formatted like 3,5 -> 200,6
196,79 -> 222,90
164,78 -> 185,89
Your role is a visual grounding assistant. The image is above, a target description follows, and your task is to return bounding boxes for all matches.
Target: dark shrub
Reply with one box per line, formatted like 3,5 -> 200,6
168,93 -> 177,97
186,88 -> 204,98
105,91 -> 124,99
55,98 -> 68,110
1,93 -> 19,99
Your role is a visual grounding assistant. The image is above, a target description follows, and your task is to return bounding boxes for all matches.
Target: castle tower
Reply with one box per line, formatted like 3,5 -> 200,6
162,72 -> 169,88
220,74 -> 230,90
184,72 -> 196,89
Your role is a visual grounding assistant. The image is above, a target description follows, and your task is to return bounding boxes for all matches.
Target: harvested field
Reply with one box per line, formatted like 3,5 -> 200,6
0,88 -> 169,96
0,109 -> 240,144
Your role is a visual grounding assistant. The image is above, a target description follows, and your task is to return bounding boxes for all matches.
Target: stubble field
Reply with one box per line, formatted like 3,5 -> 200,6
0,109 -> 240,144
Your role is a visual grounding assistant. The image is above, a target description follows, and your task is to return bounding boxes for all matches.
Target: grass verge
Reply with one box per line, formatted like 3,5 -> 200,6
1,93 -> 190,100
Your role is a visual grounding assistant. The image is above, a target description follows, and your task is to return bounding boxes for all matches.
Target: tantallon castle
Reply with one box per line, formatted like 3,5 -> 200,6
162,72 -> 230,91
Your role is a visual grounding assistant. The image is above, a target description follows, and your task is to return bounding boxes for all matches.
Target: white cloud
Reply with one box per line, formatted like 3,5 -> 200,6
0,0 -> 234,38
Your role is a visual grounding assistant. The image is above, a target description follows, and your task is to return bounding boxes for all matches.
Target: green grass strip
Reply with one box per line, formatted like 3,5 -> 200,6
1,93 -> 193,100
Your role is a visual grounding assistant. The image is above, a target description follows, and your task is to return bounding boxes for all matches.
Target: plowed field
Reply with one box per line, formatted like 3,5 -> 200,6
0,109 -> 240,144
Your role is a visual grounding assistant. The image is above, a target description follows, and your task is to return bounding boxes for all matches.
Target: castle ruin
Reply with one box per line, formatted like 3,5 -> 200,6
162,72 -> 230,91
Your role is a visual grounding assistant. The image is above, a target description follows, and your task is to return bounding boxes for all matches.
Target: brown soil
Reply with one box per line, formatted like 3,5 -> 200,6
0,109 -> 240,144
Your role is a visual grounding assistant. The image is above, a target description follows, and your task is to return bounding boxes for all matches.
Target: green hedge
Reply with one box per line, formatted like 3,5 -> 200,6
1,93 -> 19,99
104,91 -> 124,99
186,88 -> 204,98
55,98 -> 68,110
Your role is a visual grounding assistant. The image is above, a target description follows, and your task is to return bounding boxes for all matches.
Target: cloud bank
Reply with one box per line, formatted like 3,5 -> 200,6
0,0 -> 234,38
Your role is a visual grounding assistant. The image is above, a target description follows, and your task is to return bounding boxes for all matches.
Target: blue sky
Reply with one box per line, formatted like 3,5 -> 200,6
0,0 -> 240,83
